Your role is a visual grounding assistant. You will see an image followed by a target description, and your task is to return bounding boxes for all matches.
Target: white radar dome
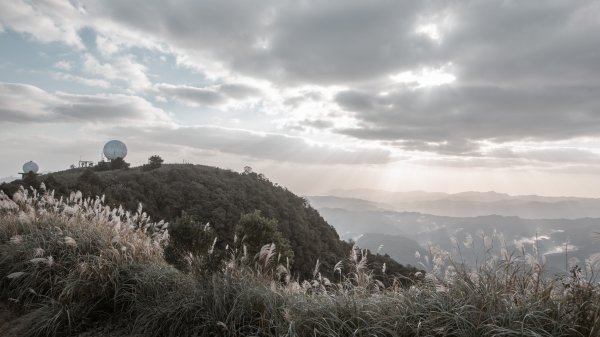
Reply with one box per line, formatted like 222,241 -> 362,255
23,161 -> 39,174
103,140 -> 128,160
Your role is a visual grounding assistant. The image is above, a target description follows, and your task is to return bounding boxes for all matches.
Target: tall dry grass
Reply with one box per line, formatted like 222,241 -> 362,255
0,186 -> 170,336
1,187 -> 600,336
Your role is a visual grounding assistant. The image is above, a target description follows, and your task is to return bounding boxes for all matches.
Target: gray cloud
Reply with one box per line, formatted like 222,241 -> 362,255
443,1 -> 600,87
0,83 -> 172,125
391,139 -> 481,156
0,0 -> 84,47
4,1 -> 599,88
301,119 -> 334,130
81,0 -> 437,84
75,0 -> 600,153
3,0 -> 600,163
285,118 -> 335,132
408,146 -> 600,169
283,91 -> 323,108
336,84 -> 600,144
488,147 -> 600,165
77,0 -> 600,87
219,84 -> 262,99
156,83 -> 261,107
0,82 -> 388,165
121,125 -> 391,165
0,83 -> 59,122
156,84 -> 225,106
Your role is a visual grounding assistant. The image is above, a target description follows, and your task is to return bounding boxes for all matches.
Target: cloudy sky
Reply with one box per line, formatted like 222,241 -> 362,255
2,0 -> 600,197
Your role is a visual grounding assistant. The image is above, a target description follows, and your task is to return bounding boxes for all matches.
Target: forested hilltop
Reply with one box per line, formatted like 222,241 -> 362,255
0,163 -> 415,279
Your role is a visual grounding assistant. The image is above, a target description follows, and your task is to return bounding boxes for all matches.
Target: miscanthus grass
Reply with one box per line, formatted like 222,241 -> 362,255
1,186 -> 600,336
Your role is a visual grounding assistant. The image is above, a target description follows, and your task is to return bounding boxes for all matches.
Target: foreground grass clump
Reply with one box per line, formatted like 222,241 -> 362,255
1,187 -> 600,337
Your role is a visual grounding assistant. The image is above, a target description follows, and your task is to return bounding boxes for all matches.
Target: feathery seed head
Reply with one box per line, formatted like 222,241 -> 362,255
7,272 -> 26,279
10,235 -> 23,244
64,236 -> 77,247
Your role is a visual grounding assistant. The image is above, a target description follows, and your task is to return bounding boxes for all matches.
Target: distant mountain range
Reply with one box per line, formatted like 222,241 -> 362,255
322,188 -> 600,219
307,193 -> 600,273
356,233 -> 426,267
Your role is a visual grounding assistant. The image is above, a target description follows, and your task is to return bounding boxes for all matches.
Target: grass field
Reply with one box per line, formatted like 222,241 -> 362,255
1,187 -> 599,336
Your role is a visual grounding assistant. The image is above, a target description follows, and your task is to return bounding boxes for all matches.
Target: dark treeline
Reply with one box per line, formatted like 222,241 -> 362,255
1,163 -> 419,280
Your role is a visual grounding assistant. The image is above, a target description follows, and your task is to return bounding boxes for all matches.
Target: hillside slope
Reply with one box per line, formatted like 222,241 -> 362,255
0,164 -> 413,278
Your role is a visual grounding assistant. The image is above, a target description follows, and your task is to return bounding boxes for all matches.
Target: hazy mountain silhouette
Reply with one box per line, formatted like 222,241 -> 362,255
307,194 -> 600,273
324,189 -> 600,219
356,233 -> 427,267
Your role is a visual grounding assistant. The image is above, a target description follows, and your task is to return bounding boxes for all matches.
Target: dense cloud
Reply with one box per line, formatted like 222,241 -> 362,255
0,83 -> 172,125
156,83 -> 261,107
121,125 -> 391,165
77,0 -> 435,84
75,1 -> 600,148
0,0 -> 84,47
1,0 -> 600,170
488,147 -> 600,165
0,82 -> 388,165
336,84 -> 600,147
70,0 -> 599,86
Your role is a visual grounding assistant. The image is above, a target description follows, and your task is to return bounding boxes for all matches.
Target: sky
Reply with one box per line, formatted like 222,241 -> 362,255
1,0 -> 600,197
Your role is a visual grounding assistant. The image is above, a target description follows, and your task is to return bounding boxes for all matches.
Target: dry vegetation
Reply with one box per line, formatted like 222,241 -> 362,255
1,186 -> 600,336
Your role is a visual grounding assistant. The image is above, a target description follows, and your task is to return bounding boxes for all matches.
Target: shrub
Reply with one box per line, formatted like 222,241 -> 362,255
235,210 -> 294,270
94,160 -> 110,171
164,212 -> 222,274
142,155 -> 164,171
110,158 -> 130,170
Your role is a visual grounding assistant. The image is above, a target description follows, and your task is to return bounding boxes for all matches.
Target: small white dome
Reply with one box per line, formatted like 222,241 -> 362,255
23,161 -> 39,174
103,140 -> 128,160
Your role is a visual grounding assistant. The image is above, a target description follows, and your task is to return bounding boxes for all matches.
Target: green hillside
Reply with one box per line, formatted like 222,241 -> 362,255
1,164 -> 415,279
